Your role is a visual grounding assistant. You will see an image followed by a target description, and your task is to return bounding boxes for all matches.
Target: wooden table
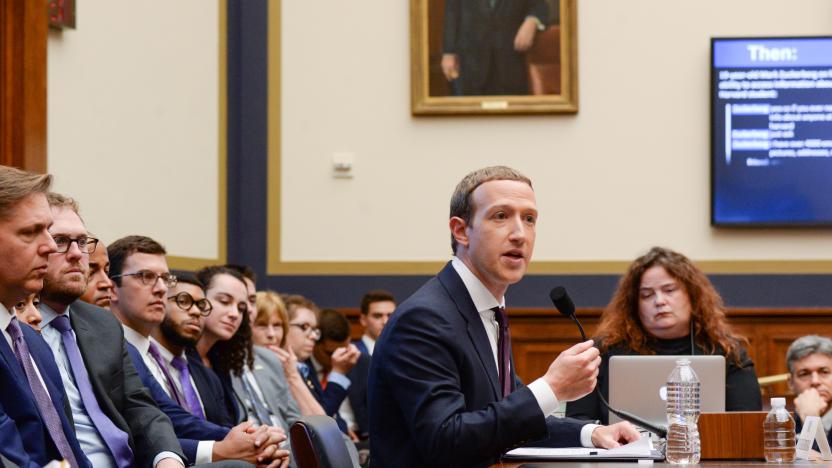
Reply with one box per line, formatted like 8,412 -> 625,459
494,461 -> 831,467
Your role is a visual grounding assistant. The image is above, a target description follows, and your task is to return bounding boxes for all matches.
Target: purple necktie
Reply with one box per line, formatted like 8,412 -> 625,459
6,318 -> 79,468
147,342 -> 185,406
493,306 -> 512,398
51,315 -> 134,468
170,355 -> 206,420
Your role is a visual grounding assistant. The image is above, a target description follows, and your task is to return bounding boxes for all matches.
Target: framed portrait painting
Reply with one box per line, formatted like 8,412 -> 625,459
410,0 -> 577,115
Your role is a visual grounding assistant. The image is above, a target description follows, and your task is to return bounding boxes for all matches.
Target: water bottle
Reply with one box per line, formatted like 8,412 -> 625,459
763,397 -> 796,462
665,358 -> 701,464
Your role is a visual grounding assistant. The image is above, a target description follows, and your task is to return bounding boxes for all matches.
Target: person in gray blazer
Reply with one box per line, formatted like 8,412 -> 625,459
39,194 -> 184,468
231,346 -> 302,431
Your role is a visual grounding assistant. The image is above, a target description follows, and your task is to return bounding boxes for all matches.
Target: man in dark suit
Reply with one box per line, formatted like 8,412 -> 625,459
104,236 -> 287,466
38,194 -> 185,468
788,335 -> 832,448
353,290 -> 395,357
441,0 -> 548,95
312,309 -> 368,439
0,166 -> 90,467
369,166 -> 639,467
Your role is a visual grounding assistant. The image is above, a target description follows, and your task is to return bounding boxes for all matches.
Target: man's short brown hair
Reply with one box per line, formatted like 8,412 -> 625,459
107,235 -> 167,286
0,166 -> 52,220
46,192 -> 80,213
449,166 -> 532,254
360,289 -> 395,315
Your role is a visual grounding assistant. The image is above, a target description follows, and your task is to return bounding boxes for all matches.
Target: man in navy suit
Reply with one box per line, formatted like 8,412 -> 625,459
353,290 -> 395,357
104,235 -> 287,466
369,166 -> 639,467
0,166 -> 90,467
312,309 -> 369,439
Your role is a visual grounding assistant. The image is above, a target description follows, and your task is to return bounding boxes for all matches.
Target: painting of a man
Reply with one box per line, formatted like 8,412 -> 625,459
441,0 -> 550,96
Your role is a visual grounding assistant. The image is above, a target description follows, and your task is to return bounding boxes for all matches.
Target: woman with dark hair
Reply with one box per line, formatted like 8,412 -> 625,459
565,246 -> 762,423
195,265 -> 302,432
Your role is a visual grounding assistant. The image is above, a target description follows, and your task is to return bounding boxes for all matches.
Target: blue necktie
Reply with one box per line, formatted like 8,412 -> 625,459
51,315 -> 134,468
7,318 -> 79,467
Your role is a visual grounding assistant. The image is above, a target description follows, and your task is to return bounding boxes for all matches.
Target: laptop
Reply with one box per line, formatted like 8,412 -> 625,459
608,355 -> 726,427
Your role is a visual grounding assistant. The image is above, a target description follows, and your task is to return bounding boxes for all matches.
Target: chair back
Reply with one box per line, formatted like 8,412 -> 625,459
290,415 -> 358,468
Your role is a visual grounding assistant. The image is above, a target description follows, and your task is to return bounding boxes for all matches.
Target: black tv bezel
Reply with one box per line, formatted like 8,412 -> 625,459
709,35 -> 832,228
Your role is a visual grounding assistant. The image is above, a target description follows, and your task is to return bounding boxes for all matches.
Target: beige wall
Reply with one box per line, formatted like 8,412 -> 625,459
46,0 -> 832,267
280,0 -> 832,264
48,0 -> 221,262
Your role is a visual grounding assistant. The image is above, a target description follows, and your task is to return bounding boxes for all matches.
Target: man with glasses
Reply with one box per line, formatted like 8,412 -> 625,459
787,335 -> 832,447
107,236 -> 288,466
0,168 -> 90,467
152,274 -> 236,428
38,194 -> 185,468
79,235 -> 114,309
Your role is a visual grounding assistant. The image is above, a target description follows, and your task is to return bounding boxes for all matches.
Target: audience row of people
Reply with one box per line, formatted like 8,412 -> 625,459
1,163 -> 830,466
0,166 -> 400,467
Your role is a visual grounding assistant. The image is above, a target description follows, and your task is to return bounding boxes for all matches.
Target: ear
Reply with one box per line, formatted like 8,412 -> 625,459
449,216 -> 470,250
787,376 -> 796,394
359,314 -> 368,327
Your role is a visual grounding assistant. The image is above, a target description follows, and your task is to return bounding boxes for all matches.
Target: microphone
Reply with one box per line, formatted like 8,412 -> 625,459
549,287 -> 668,438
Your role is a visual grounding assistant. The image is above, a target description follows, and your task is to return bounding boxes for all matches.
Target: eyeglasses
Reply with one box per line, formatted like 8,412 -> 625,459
254,323 -> 283,332
52,236 -> 99,254
290,322 -> 321,339
167,292 -> 212,316
111,270 -> 177,288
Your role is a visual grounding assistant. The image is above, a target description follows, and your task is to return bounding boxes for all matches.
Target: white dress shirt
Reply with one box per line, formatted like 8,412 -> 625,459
360,335 -> 375,356
0,304 -> 51,394
450,257 -> 599,447
122,325 -> 214,464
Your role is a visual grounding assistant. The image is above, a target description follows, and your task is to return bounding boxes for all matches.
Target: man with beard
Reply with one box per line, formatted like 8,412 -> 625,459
106,235 -> 288,467
38,194 -> 185,468
79,235 -> 113,309
152,274 -> 236,427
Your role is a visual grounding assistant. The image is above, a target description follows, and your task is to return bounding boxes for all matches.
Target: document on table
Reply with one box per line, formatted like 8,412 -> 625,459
505,435 -> 663,460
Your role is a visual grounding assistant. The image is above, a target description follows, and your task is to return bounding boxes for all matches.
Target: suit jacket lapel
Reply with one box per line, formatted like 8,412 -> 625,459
0,336 -> 25,383
68,303 -> 123,426
438,263 -> 500,400
23,327 -> 75,424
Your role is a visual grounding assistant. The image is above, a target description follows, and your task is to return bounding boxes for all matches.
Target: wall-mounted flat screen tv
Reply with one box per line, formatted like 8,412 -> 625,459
711,36 -> 832,226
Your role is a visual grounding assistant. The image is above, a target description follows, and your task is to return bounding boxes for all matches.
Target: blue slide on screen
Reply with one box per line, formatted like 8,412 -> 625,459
711,37 -> 832,226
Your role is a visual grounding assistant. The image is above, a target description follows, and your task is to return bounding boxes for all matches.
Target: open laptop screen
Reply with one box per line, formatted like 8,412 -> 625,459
609,355 -> 726,427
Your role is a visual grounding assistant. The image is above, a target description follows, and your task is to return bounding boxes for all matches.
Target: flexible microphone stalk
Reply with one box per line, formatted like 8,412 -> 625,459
549,287 -> 668,439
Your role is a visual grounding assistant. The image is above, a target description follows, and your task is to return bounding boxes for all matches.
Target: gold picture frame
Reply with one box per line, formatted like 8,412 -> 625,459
410,0 -> 578,115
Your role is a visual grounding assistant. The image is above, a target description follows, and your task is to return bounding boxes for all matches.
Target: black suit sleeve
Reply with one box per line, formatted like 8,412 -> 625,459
725,346 -> 762,411
442,0 -> 460,54
382,306 -> 550,466
525,0 -> 549,24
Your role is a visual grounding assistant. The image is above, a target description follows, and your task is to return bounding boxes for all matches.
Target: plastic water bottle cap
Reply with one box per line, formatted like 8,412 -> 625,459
771,397 -> 786,408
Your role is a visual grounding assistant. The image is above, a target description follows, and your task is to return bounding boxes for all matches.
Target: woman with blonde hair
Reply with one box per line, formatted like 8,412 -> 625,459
253,290 -> 325,417
566,246 -> 762,423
